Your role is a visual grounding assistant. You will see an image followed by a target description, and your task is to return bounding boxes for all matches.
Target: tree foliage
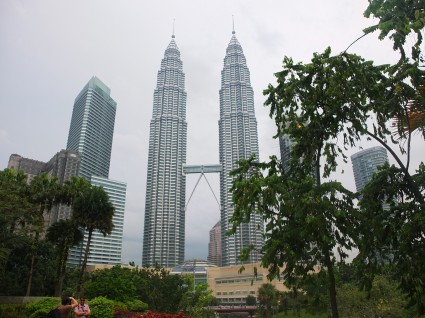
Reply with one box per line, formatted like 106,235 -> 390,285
257,283 -> 279,318
72,184 -> 115,293
230,0 -> 424,316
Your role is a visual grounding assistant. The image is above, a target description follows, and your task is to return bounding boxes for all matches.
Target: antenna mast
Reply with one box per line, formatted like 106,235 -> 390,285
172,18 -> 175,38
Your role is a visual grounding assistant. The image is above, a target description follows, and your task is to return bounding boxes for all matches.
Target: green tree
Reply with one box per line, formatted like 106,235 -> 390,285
0,169 -> 37,275
135,266 -> 185,313
72,184 -> 114,293
25,173 -> 61,296
46,219 -> 83,296
230,1 -> 425,316
179,276 -> 214,317
246,295 -> 256,306
257,283 -> 279,318
84,266 -> 138,302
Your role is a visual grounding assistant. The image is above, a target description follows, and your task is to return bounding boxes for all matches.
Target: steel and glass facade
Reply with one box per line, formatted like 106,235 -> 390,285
66,76 -> 116,180
142,36 -> 187,267
66,77 -> 127,266
218,32 -> 263,266
351,146 -> 389,192
68,176 -> 127,265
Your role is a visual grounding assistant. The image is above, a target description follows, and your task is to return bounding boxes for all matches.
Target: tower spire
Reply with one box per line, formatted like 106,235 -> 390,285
232,15 -> 235,34
172,18 -> 175,38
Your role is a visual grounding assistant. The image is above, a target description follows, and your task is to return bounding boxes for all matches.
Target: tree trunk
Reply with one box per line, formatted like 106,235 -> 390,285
25,253 -> 35,296
25,232 -> 40,297
324,250 -> 339,318
77,228 -> 92,294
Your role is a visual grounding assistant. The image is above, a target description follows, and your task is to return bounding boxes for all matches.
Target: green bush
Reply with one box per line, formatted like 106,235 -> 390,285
0,304 -> 27,318
125,299 -> 148,312
25,297 -> 59,318
89,296 -> 115,318
113,300 -> 128,311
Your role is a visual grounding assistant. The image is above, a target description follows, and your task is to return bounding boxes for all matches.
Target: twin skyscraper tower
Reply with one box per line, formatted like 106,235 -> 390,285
142,31 -> 264,267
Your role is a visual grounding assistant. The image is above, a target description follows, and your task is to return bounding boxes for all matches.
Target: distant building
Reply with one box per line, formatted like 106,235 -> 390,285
219,30 -> 263,266
351,146 -> 389,192
7,150 -> 81,227
208,221 -> 222,267
8,154 -> 46,183
207,262 -> 291,305
143,35 -> 187,267
279,135 -> 294,172
44,150 -> 81,224
66,76 -> 117,180
170,259 -> 217,286
68,176 -> 127,266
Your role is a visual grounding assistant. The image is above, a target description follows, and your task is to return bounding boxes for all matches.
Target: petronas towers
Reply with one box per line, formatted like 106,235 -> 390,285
143,35 -> 187,267
143,31 -> 263,267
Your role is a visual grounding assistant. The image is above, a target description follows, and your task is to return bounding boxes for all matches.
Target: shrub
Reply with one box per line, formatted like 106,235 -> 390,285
113,300 -> 128,311
89,296 -> 115,318
114,308 -> 138,318
25,297 -> 59,318
125,299 -> 148,312
0,304 -> 27,318
140,310 -> 192,318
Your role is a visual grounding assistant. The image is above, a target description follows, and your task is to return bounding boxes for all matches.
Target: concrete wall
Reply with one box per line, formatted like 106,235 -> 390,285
0,296 -> 58,304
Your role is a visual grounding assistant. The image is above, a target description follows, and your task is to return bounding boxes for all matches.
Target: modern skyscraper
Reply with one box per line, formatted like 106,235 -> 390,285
208,221 -> 222,267
351,146 -> 389,192
66,76 -> 117,180
218,31 -> 264,266
65,77 -> 127,266
143,35 -> 187,267
68,176 -> 127,266
279,135 -> 294,172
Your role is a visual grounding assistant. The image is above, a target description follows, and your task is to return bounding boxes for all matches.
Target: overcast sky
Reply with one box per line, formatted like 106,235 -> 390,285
1,0 -> 423,265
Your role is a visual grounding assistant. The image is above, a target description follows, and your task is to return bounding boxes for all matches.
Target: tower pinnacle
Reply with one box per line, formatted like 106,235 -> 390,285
172,18 -> 175,38
232,15 -> 235,34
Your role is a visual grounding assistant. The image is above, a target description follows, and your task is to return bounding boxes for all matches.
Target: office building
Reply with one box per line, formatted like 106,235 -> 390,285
7,150 -> 81,226
208,221 -> 222,267
207,262 -> 291,305
68,176 -> 127,266
66,76 -> 117,180
142,35 -> 188,267
44,150 -> 81,224
279,135 -> 294,172
8,154 -> 46,183
351,146 -> 389,192
65,77 -> 127,266
218,30 -> 263,265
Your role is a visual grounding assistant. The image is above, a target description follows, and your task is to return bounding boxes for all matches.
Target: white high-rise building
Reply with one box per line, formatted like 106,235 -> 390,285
69,176 -> 127,265
351,146 -> 389,192
142,35 -> 187,267
219,31 -> 264,266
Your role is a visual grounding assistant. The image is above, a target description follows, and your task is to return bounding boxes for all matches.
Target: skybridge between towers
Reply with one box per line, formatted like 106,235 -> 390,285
183,164 -> 222,210
183,164 -> 222,175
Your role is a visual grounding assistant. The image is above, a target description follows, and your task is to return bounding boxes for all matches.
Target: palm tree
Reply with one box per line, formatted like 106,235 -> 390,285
62,176 -> 92,206
72,185 -> 114,293
26,173 -> 61,296
46,219 -> 83,296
